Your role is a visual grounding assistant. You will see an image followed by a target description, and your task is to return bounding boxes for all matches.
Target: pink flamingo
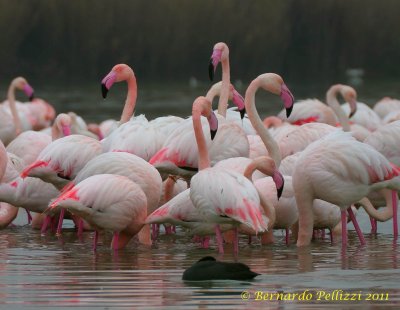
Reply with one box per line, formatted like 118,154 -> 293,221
189,96 -> 269,254
48,174 -> 148,251
373,97 -> 400,119
100,64 -> 183,161
0,77 -> 34,144
294,130 -> 400,247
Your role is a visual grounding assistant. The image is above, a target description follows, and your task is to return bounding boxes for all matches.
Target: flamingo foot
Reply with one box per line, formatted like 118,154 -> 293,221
215,225 -> 224,254
348,207 -> 366,245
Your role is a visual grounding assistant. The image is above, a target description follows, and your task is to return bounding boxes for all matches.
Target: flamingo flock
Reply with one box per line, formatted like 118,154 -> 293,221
1,42 -> 399,256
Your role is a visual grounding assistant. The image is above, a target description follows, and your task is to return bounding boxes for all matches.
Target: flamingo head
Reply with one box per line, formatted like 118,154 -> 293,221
87,123 -> 104,140
257,73 -> 295,118
55,113 -> 72,136
341,86 -> 357,118
101,64 -> 134,98
13,77 -> 34,101
229,84 -> 246,119
193,96 -> 219,140
272,170 -> 285,200
208,42 -> 229,81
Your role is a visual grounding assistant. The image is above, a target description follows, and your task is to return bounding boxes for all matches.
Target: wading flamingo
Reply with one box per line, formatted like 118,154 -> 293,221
48,174 -> 148,251
294,130 -> 400,247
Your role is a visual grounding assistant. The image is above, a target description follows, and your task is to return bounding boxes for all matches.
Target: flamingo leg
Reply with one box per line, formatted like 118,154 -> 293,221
25,210 -> 33,224
215,225 -> 224,254
341,210 -> 347,248
233,227 -> 239,255
347,207 -> 366,245
329,228 -> 334,244
93,231 -> 99,252
321,229 -> 326,239
56,209 -> 65,235
285,228 -> 290,245
41,215 -> 51,234
165,225 -> 172,234
392,190 -> 398,238
369,216 -> 377,234
248,235 -> 252,244
113,232 -> 120,251
77,218 -> 84,236
201,236 -> 210,249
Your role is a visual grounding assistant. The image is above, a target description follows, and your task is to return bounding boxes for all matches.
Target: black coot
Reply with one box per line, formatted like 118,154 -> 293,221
182,256 -> 260,281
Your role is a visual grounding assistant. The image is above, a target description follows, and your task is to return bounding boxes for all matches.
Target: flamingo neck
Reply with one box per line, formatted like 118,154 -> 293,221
217,57 -> 230,117
0,202 -> 19,228
0,142 -> 6,181
164,177 -> 176,202
326,85 -> 350,131
205,83 -> 221,105
0,183 -> 16,205
243,157 -> 275,180
120,75 -> 138,124
245,80 -> 281,167
7,82 -> 22,134
192,104 -> 210,170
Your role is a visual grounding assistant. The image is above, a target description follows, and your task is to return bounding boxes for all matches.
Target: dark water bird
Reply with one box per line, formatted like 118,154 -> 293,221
182,256 -> 260,281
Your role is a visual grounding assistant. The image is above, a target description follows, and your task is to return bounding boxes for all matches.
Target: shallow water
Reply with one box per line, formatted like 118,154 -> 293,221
0,209 -> 399,309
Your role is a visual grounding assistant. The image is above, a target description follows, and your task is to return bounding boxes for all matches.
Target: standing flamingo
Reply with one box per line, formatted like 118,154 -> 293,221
0,77 -> 34,144
189,96 -> 269,254
48,174 -> 148,250
294,130 -> 400,247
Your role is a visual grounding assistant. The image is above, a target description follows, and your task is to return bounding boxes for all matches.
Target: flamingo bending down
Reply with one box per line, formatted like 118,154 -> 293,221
294,130 -> 400,247
48,174 -> 148,250
189,96 -> 269,254
0,77 -> 35,145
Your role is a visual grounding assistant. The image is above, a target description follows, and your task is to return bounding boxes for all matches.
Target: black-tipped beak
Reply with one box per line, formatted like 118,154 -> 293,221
101,83 -> 108,99
210,129 -> 217,140
277,183 -> 284,200
286,105 -> 293,118
29,93 -> 34,101
239,108 -> 246,120
349,110 -> 355,118
208,60 -> 214,81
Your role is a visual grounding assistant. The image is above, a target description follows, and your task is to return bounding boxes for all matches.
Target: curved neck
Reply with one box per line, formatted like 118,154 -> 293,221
192,102 -> 211,170
326,85 -> 350,131
217,58 -> 230,117
357,190 -> 394,221
120,75 -> 138,124
245,80 -> 281,167
7,82 -> 22,134
164,176 -> 176,202
205,83 -> 221,106
243,157 -> 275,180
0,142 -> 6,181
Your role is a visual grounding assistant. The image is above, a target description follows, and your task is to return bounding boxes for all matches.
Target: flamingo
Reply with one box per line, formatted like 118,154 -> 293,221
100,64 -> 183,161
293,130 -> 400,247
0,77 -> 34,145
341,101 -> 381,132
373,97 -> 400,119
189,96 -> 269,254
47,174 -> 148,250
57,152 -> 162,244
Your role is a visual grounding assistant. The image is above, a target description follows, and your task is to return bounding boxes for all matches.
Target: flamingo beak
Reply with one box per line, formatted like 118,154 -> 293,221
208,111 -> 219,140
232,89 -> 246,119
62,125 -> 71,136
101,71 -> 117,99
208,49 -> 223,81
348,98 -> 357,118
272,170 -> 284,200
280,83 -> 294,118
23,84 -> 35,101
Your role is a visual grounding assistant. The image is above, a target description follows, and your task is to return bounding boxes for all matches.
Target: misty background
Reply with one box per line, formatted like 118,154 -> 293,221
1,0 -> 400,121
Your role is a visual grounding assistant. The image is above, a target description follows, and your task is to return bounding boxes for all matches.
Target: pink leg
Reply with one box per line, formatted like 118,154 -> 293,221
215,225 -> 224,254
369,216 -> 377,234
248,235 -> 252,244
50,216 -> 57,233
348,207 -> 366,245
285,228 -> 290,245
233,227 -> 239,255
26,210 -> 33,224
41,215 -> 51,234
56,209 -> 65,235
329,228 -> 334,244
321,229 -> 326,239
172,225 -> 176,233
93,231 -> 99,252
113,232 -> 119,251
77,218 -> 84,236
341,210 -> 347,248
392,190 -> 398,238
165,225 -> 172,234
201,236 -> 210,248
